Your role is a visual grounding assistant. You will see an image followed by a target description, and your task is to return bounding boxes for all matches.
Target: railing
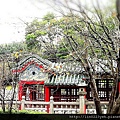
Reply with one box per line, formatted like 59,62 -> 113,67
86,109 -> 107,114
21,96 -> 79,114
0,100 -> 21,111
24,101 -> 49,113
0,96 -> 109,114
86,101 -> 109,114
52,102 -> 79,114
0,98 -> 79,114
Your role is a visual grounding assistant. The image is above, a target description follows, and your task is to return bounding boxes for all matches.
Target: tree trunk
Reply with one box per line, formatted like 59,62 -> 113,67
2,87 -> 6,113
107,75 -> 118,114
9,82 -> 16,114
90,81 -> 102,114
88,69 -> 102,114
110,95 -> 120,114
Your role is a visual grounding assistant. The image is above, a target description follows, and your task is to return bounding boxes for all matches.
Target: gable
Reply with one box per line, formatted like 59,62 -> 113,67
19,64 -> 48,81
12,54 -> 52,81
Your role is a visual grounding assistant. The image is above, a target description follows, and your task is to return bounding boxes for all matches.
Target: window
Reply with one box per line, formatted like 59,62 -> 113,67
52,88 -> 79,102
109,91 -> 112,98
37,85 -> 44,100
87,79 -> 113,101
98,91 -> 106,97
23,84 -> 44,101
108,80 -> 113,88
51,89 -> 54,95
89,91 -> 92,97
98,80 -> 106,88
61,89 -> 66,95
71,89 -> 77,95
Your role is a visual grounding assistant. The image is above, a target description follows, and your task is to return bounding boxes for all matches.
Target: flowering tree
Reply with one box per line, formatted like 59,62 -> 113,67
0,53 -> 20,113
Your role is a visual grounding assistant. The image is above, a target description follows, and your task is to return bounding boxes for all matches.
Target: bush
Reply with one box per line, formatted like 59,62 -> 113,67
18,110 -> 47,114
0,109 -> 47,114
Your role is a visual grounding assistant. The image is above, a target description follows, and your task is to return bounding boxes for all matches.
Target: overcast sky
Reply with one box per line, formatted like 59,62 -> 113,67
0,0 -> 111,45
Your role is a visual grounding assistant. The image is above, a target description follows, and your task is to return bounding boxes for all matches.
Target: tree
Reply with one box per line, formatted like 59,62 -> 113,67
0,53 -> 18,113
47,0 -> 119,114
0,42 -> 27,55
24,0 -> 120,114
25,13 -> 63,62
25,13 -> 86,62
43,12 -> 55,22
0,43 -> 26,113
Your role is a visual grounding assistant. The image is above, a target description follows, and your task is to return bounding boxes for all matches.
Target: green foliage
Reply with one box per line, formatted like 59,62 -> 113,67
25,13 -> 56,52
25,8 -> 117,61
25,33 -> 40,50
18,110 -> 47,114
42,12 -> 55,21
0,109 -> 47,114
35,30 -> 47,36
0,42 -> 27,54
26,33 -> 36,40
25,13 -> 89,61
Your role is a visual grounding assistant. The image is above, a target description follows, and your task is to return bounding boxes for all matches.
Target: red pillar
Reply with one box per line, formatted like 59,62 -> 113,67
45,86 -> 50,113
84,87 -> 86,114
18,81 -> 23,110
18,81 -> 23,100
119,82 -> 120,93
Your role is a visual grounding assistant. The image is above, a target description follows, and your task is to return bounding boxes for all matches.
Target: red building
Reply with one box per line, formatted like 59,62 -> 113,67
12,54 -> 119,113
12,55 -> 87,103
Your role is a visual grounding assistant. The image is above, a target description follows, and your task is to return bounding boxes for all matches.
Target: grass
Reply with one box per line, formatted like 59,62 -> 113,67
0,109 -> 47,114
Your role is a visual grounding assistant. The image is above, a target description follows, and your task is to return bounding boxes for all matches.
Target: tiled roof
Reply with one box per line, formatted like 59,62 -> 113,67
18,54 -> 52,67
51,62 -> 84,74
45,73 -> 87,86
12,54 -> 53,73
51,60 -> 117,74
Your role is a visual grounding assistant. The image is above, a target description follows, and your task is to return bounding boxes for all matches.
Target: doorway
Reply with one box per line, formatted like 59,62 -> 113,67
23,84 -> 44,101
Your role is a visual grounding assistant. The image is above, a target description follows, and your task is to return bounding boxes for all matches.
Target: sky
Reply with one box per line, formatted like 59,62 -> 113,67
0,0 -> 56,44
0,0 -> 111,45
